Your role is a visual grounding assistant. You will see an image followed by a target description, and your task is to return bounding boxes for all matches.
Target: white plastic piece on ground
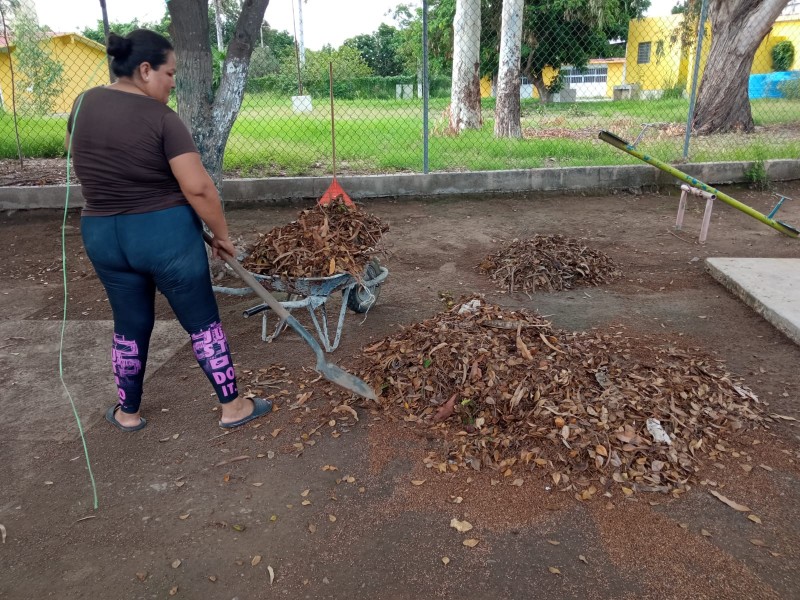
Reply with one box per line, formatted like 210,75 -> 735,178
458,299 -> 482,315
291,95 -> 313,113
646,418 -> 672,445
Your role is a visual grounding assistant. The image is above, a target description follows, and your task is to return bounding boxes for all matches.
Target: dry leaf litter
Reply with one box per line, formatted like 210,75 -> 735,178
242,199 -> 387,286
358,297 -> 765,499
478,235 -> 620,293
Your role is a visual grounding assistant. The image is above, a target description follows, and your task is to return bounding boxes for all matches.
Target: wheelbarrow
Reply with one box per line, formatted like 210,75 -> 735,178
214,258 -> 388,352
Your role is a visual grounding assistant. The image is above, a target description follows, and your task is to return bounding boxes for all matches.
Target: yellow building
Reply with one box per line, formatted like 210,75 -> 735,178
625,14 -> 800,97
0,32 -> 107,115
480,58 -> 624,101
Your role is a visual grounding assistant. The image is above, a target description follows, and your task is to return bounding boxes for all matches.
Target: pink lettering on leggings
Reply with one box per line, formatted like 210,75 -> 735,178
112,334 -> 141,403
192,322 -> 238,400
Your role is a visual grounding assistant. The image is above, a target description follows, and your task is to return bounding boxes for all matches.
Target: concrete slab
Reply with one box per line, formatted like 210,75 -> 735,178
0,283 -> 49,319
0,320 -> 187,442
705,257 -> 800,346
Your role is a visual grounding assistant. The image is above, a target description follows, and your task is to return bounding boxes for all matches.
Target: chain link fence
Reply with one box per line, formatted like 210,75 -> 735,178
2,0 -> 800,181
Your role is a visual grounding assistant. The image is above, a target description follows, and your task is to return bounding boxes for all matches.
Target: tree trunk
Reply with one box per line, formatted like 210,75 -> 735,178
532,77 -> 552,104
694,0 -> 789,134
449,0 -> 482,133
494,0 -> 523,138
168,0 -> 270,190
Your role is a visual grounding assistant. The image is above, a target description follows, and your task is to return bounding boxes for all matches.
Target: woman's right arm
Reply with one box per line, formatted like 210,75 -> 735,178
168,152 -> 236,258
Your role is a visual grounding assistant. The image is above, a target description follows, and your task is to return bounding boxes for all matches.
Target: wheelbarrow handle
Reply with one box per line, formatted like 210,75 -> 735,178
203,231 -> 293,322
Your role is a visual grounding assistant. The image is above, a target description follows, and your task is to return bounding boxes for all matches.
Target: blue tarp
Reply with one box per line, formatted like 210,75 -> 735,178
749,71 -> 799,99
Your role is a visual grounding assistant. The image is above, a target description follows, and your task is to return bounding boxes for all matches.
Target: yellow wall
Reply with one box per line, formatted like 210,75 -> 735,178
0,50 -> 11,111
625,15 -> 686,92
752,17 -> 800,73
626,15 -> 800,93
0,34 -> 106,114
605,62 -> 625,97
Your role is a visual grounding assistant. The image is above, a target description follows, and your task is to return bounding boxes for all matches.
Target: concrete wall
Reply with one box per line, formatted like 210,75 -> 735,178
3,159 -> 799,211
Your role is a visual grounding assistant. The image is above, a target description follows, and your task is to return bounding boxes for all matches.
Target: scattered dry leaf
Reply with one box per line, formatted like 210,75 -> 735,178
329,515 -> 337,523
308,523 -> 317,533
578,555 -> 588,564
701,529 -> 712,537
511,478 -> 524,487
748,515 -> 763,524
169,586 -> 178,596
750,539 -> 767,547
135,571 -> 148,582
411,480 -> 426,486
548,567 -> 562,575
709,490 -> 751,512
462,539 -> 479,548
547,539 -> 560,546
171,559 -> 181,569
442,557 -> 450,566
450,519 -> 473,533
268,565 -> 275,585
252,555 -> 262,567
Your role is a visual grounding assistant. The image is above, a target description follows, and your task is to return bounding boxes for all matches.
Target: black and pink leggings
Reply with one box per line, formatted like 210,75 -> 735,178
81,205 -> 238,414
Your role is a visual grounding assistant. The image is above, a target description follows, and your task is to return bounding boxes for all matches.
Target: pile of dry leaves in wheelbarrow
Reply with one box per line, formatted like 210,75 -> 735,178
479,234 -> 620,292
358,297 -> 766,499
242,198 -> 388,279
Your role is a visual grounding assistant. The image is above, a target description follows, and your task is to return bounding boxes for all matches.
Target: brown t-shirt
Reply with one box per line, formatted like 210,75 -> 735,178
67,87 -> 199,216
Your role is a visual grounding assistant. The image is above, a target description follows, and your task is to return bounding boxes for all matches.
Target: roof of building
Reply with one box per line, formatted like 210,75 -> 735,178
0,31 -> 106,53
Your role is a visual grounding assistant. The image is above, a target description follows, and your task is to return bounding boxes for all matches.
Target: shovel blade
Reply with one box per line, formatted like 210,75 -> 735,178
316,360 -> 377,401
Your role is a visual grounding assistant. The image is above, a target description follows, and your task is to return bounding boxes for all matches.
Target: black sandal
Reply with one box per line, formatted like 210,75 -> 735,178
105,405 -> 147,432
218,398 -> 273,429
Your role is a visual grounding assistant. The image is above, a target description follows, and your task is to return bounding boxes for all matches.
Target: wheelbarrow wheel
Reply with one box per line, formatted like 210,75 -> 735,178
347,258 -> 382,313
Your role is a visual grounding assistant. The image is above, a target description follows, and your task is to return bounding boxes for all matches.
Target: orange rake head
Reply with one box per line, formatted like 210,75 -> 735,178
318,177 -> 355,207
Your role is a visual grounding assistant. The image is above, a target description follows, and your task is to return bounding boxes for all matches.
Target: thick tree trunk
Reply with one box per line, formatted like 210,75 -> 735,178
532,77 -> 552,104
694,0 -> 789,134
494,0 -> 523,138
168,0 -> 269,189
449,0 -> 482,133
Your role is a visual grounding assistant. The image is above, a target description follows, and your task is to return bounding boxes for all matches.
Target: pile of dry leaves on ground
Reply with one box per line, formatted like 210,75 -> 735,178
359,297 -> 765,498
242,199 -> 388,280
479,235 -> 620,292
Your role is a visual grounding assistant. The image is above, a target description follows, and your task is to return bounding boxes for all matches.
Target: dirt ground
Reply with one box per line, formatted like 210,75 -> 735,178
1,183 -> 799,600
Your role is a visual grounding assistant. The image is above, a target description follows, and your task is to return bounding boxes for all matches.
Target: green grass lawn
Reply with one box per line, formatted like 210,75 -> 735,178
4,95 -> 800,177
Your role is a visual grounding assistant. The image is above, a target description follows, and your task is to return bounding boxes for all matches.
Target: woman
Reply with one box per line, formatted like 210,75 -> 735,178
67,29 -> 271,432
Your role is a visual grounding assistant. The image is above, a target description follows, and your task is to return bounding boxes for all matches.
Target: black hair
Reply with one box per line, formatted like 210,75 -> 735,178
106,29 -> 173,78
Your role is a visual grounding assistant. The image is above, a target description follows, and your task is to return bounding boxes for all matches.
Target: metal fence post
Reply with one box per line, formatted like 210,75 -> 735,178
422,0 -> 430,174
683,0 -> 710,159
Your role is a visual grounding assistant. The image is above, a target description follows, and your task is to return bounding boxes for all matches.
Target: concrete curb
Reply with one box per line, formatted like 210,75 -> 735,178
705,257 -> 800,347
2,158 -> 799,211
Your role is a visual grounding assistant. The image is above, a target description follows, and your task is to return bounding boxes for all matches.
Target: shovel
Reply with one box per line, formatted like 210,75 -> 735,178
204,232 -> 377,401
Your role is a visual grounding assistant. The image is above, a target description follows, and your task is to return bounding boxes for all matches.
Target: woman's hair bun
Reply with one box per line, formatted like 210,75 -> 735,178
106,33 -> 133,60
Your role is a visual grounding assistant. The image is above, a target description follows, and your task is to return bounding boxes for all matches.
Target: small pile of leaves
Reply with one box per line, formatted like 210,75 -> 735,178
478,235 -> 620,293
242,199 -> 388,279
359,297 -> 764,497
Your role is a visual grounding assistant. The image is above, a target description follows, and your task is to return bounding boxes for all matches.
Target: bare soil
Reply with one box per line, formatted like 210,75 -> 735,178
1,183 -> 799,599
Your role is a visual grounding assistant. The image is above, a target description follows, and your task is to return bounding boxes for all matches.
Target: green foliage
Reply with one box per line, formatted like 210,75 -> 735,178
12,17 -> 64,115
212,48 -> 226,90
246,74 -> 452,100
80,18 -> 163,44
772,40 -> 795,72
778,75 -> 800,99
274,45 -> 374,96
425,0 -> 648,103
744,158 -> 770,190
343,23 -> 405,76
661,78 -> 685,100
249,46 -> 282,79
